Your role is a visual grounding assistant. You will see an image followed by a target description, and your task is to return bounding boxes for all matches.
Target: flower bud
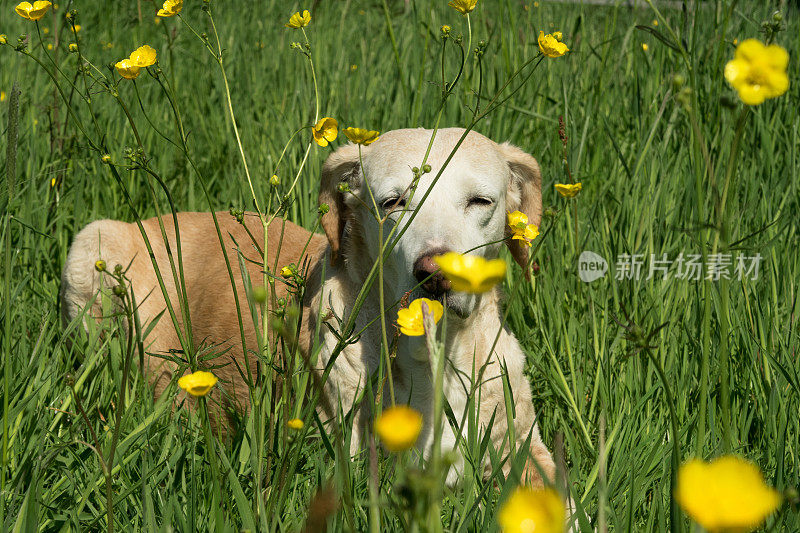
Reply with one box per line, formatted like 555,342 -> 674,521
671,74 -> 686,91
337,182 -> 350,193
113,284 -> 127,297
95,260 -> 106,272
318,203 -> 330,215
772,11 -> 783,22
252,286 -> 267,303
269,174 -> 279,186
422,164 -> 432,174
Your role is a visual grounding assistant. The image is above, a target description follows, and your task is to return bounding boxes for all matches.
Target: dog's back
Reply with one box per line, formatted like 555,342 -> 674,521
61,212 -> 326,422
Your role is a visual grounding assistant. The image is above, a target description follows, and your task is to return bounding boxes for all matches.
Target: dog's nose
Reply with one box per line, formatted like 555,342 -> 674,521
413,254 -> 452,296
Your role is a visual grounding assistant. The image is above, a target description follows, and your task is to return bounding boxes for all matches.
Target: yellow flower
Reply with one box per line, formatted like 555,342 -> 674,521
374,405 -> 422,452
552,31 -> 563,41
533,1 -> 539,6
269,174 -> 280,186
280,266 -> 293,278
498,486 -> 565,533
555,182 -> 582,198
73,24 -> 81,32
350,64 -> 357,71
0,35 -> 7,44
448,0 -> 478,15
343,127 -> 380,146
157,0 -> 182,17
724,39 -> 789,106
15,1 -> 52,21
507,211 -> 539,247
177,370 -> 218,397
129,44 -> 157,67
42,27 -> 49,34
676,456 -> 782,532
396,298 -> 444,336
642,43 -> 649,52
538,31 -> 569,58
285,10 -> 311,29
115,59 -> 141,80
312,117 -> 338,147
433,252 -> 506,294
0,92 -> 5,102
68,43 -> 77,52
287,418 -> 304,430
94,260 -> 106,272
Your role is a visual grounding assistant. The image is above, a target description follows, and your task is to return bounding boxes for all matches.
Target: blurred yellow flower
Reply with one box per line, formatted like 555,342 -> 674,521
374,405 -> 422,452
677,456 -> 781,532
269,174 -> 280,186
15,1 -> 52,21
555,182 -> 582,198
538,31 -> 569,58
724,39 -> 789,105
396,298 -> 444,336
507,211 -> 539,247
0,92 -> 6,102
285,10 -> 311,29
350,64 -> 357,71
42,27 -> 49,34
642,43 -> 649,51
68,42 -> 77,52
312,117 -> 338,147
0,35 -> 7,44
498,486 -> 565,533
46,43 -> 53,50
72,24 -> 81,32
433,252 -> 506,293
280,266 -> 293,278
448,0 -> 478,15
115,59 -> 141,80
343,127 -> 380,146
177,370 -> 218,397
287,418 -> 304,430
652,19 -> 658,26
157,0 -> 182,17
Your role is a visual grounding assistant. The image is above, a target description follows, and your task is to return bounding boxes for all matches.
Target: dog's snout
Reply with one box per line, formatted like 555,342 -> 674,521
413,252 -> 452,296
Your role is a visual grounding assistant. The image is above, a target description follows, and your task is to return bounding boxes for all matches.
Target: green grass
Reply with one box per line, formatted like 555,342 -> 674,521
1,0 -> 799,531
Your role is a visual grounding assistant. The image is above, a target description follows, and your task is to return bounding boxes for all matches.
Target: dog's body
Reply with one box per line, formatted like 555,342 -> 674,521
61,128 -> 555,487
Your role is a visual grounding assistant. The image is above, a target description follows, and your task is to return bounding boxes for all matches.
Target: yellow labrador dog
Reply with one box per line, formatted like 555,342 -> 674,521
61,127 -> 555,487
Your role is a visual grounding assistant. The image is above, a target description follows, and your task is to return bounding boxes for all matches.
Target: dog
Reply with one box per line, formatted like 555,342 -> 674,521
61,127 -> 556,488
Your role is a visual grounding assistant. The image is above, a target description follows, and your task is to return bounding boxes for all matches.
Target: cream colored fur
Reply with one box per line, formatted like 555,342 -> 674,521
61,127 -> 556,488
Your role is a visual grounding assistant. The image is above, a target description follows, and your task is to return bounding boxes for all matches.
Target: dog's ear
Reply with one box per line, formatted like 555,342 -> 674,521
500,142 -> 543,276
319,143 -> 362,263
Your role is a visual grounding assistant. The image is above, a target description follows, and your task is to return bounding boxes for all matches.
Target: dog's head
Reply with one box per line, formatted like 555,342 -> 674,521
319,127 -> 542,318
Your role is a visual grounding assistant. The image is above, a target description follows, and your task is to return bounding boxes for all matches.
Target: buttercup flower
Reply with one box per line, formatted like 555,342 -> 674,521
507,211 -> 539,247
157,0 -> 182,17
177,370 -> 218,397
498,486 -> 565,533
677,455 -> 782,532
115,59 -> 141,79
285,10 -> 311,29
280,266 -> 293,278
552,31 -> 563,41
724,39 -> 789,105
538,31 -> 569,58
129,44 -> 157,67
115,45 -> 157,80
642,43 -> 649,52
343,127 -> 380,146
0,35 -> 7,44
287,418 -> 304,430
433,252 -> 506,294
68,43 -> 77,52
555,182 -> 582,198
374,405 -> 422,452
94,260 -> 106,272
448,0 -> 478,15
312,117 -> 338,147
15,1 -> 52,21
396,298 -> 444,336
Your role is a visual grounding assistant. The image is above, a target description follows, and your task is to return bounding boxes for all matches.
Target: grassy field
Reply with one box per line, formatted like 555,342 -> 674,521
1,0 -> 799,531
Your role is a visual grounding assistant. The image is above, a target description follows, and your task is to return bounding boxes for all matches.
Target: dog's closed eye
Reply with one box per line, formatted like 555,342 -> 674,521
467,196 -> 494,207
381,197 -> 406,211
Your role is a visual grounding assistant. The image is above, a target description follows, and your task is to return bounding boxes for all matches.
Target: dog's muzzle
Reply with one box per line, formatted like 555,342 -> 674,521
413,252 -> 452,297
